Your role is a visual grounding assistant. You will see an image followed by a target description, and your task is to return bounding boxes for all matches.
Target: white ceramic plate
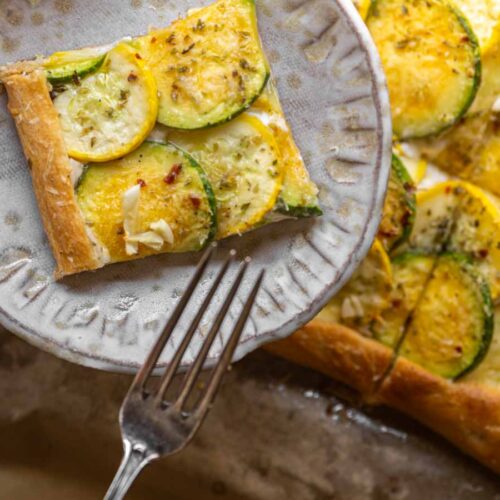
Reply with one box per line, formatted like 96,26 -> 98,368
0,0 -> 391,372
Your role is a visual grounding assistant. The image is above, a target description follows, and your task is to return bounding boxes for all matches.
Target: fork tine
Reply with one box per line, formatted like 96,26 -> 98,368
153,250 -> 236,405
172,258 -> 251,410
194,269 -> 265,418
132,244 -> 217,390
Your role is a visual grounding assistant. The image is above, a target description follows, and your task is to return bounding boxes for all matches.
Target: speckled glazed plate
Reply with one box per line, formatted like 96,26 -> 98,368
0,0 -> 391,372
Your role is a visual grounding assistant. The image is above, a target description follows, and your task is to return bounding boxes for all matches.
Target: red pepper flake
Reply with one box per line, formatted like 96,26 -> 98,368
378,228 -> 397,237
478,249 -> 489,259
164,163 -> 183,184
151,36 -> 157,43
135,53 -> 143,60
403,182 -> 415,193
445,185 -> 452,194
400,210 -> 412,227
189,194 -> 201,209
72,71 -> 81,86
137,178 -> 147,188
455,346 -> 463,354
128,72 -> 138,82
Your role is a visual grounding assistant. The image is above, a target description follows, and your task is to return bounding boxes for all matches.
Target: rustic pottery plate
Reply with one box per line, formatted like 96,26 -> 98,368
0,0 -> 391,372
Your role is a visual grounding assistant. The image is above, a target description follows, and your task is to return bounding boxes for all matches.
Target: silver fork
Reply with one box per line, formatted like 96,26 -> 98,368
104,245 -> 264,500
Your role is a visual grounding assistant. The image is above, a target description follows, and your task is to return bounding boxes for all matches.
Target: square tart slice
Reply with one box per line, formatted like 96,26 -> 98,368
0,0 -> 320,278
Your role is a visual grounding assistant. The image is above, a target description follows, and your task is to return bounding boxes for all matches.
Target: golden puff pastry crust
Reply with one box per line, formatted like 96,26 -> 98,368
267,319 -> 500,474
0,64 -> 102,278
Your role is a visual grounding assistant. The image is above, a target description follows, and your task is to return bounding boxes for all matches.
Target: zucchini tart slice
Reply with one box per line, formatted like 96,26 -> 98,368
0,0 -> 320,278
268,0 -> 500,475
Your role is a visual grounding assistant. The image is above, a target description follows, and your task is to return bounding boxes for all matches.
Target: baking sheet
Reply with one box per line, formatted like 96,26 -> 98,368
0,328 -> 498,499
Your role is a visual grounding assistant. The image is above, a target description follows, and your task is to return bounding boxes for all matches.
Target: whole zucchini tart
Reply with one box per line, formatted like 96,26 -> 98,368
269,0 -> 500,475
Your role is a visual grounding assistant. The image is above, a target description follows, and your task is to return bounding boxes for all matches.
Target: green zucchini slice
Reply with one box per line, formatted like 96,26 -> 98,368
400,253 -> 493,379
448,183 -> 500,300
372,252 -> 435,347
378,154 -> 416,252
44,47 -> 106,85
166,114 -> 282,239
367,0 -> 481,139
135,0 -> 270,129
250,83 -> 322,217
76,141 -> 217,263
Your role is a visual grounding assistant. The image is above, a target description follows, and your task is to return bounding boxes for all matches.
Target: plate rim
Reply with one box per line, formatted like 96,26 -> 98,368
0,0 -> 392,373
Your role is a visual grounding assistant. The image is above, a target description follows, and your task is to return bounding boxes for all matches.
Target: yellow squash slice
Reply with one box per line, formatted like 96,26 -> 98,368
407,181 -> 500,300
471,26 -> 500,113
54,43 -> 158,163
453,0 -> 500,53
450,182 -> 500,301
166,114 -> 282,239
418,111 -> 500,198
407,181 -> 459,252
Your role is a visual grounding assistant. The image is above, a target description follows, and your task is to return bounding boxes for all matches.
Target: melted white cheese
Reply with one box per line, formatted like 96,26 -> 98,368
69,159 -> 84,187
126,231 -> 164,251
150,219 -> 175,245
84,225 -> 111,266
147,123 -> 169,142
247,109 -> 287,131
418,164 -> 451,191
122,184 -> 141,255
121,184 -> 175,255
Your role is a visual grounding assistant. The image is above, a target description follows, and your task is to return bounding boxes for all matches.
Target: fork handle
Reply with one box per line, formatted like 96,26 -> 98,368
104,439 -> 158,500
